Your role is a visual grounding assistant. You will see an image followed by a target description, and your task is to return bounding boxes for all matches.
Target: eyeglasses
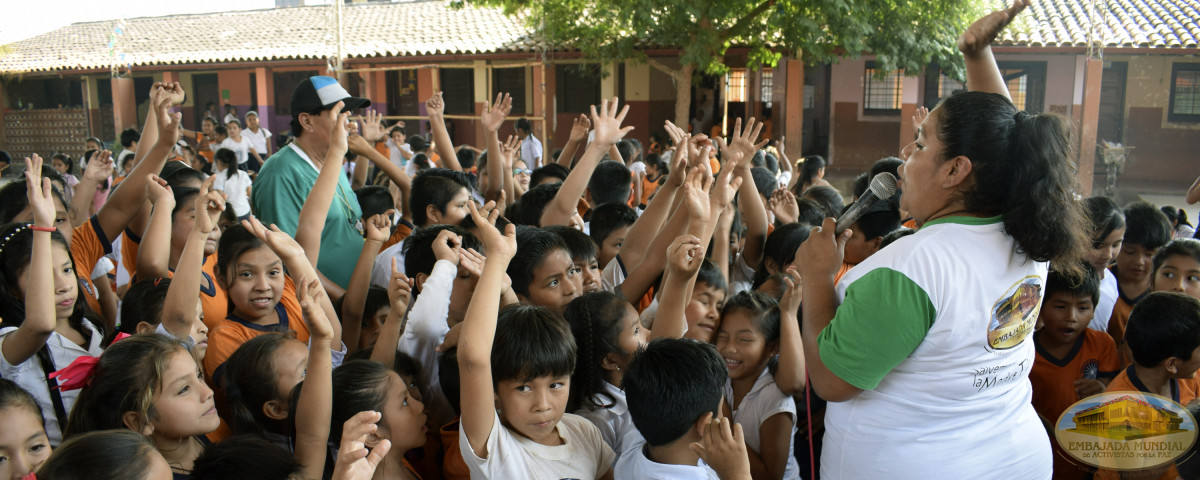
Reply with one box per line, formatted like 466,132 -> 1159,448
513,168 -> 532,176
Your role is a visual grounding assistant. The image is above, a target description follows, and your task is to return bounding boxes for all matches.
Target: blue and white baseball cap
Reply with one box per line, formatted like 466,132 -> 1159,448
290,76 -> 370,114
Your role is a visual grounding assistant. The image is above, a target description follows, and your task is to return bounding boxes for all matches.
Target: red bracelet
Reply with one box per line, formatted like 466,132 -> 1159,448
30,225 -> 56,232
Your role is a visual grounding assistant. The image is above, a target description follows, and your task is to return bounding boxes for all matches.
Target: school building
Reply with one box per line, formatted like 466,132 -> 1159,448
0,0 -> 1197,197
1071,395 -> 1186,440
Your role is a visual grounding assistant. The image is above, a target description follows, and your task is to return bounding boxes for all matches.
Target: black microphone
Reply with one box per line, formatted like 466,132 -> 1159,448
835,172 -> 898,235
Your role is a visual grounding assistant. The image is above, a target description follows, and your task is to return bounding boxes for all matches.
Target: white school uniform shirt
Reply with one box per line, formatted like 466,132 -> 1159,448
520,134 -> 544,169
576,381 -> 635,454
460,411 -> 616,480
217,136 -> 254,165
725,368 -> 801,480
1090,269 -> 1119,333
212,168 -> 253,217
243,126 -> 272,155
614,430 -> 721,480
728,254 -> 755,295
370,238 -> 407,289
0,321 -> 104,445
397,259 -> 456,429
386,138 -> 412,168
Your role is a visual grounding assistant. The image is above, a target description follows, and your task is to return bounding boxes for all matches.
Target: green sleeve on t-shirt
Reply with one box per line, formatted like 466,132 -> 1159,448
817,268 -> 936,391
250,156 -> 304,236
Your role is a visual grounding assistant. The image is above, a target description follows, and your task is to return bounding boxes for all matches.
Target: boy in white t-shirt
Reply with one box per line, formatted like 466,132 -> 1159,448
617,338 -> 751,480
457,203 -> 615,480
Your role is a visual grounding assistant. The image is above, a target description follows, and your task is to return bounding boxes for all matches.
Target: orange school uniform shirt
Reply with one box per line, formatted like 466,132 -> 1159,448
1031,329 -> 1120,425
439,419 -> 470,480
164,253 -> 229,331
71,217 -> 113,316
203,275 -> 309,379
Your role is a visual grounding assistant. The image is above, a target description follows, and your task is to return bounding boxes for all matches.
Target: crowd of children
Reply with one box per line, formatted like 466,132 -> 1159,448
3,3 -> 1200,480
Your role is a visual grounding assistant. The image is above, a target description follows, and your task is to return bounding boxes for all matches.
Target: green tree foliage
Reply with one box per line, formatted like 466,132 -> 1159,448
465,0 -> 991,124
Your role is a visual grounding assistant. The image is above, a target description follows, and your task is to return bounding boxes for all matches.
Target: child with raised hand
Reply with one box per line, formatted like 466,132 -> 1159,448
63,334 -> 220,478
0,157 -> 104,446
1083,196 -> 1125,332
510,226 -> 581,312
617,338 -> 751,480
566,234 -> 704,455
716,287 -> 804,480
341,210 -> 394,354
458,201 -> 616,479
0,378 -> 51,479
203,216 -> 343,379
1152,239 -> 1200,299
540,97 -> 634,228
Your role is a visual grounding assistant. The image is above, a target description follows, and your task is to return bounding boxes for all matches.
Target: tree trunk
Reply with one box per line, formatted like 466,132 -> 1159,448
645,58 -> 695,128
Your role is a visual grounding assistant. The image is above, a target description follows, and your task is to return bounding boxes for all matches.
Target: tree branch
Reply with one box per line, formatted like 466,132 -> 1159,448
720,0 -> 777,42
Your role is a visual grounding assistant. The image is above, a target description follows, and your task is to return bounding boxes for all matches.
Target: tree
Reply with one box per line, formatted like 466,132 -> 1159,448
467,0 -> 990,127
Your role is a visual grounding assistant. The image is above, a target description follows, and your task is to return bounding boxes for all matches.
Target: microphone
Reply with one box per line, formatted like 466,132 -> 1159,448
835,172 -> 898,235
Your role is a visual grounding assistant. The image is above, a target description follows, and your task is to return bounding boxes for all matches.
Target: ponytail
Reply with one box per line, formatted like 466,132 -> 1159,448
936,92 -> 1089,278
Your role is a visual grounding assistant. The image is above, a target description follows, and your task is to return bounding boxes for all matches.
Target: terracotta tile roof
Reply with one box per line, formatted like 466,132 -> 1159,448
1,0 -> 1195,74
997,0 -> 1199,48
0,1 -> 536,73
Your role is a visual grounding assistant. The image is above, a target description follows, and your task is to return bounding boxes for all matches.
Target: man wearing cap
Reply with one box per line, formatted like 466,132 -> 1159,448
244,110 -> 272,157
251,76 -> 369,296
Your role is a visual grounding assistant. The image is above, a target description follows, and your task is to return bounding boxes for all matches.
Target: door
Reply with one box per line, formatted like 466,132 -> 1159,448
1097,61 -> 1128,146
192,73 -> 220,128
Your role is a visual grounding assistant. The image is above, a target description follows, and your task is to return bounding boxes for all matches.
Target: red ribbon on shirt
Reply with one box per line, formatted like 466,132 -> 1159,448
48,332 -> 130,391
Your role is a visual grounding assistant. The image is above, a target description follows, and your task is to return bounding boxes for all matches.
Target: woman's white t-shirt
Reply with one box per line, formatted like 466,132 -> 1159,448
212,169 -> 253,217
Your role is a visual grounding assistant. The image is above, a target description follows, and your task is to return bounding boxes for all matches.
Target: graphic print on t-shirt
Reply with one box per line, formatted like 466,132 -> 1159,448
988,275 -> 1043,350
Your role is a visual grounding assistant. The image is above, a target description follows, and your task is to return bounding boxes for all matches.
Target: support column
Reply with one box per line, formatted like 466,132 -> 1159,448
1076,57 -> 1103,196
784,58 -> 804,160
255,67 -> 271,131
898,73 -> 920,154
111,77 -> 138,136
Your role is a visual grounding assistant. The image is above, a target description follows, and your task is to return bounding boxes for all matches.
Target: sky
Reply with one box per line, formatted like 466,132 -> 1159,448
0,0 -> 306,45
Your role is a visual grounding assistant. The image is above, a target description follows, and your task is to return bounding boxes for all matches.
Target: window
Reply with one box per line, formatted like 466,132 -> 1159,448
938,75 -> 966,99
727,68 -> 747,102
492,67 -> 526,115
1169,63 -> 1200,123
924,62 -> 1045,112
440,68 -> 474,115
760,69 -> 774,109
556,63 -> 601,113
273,70 -> 318,116
864,62 -> 903,114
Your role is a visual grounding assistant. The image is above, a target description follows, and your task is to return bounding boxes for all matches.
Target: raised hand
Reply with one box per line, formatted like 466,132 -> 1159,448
331,411 -> 392,480
500,135 -> 521,168
709,151 -> 744,209
327,101 -> 351,159
664,149 -> 688,189
364,211 -> 394,243
358,109 -> 386,143
666,234 -> 705,277
663,120 -> 690,150
459,248 -> 486,279
82,150 -> 115,183
779,267 -> 803,316
568,114 -> 591,142
911,106 -> 929,133
24,155 -> 56,228
425,91 -> 445,117
145,174 -> 175,208
195,175 -> 226,235
241,216 -> 307,261
769,188 -> 800,225
297,274 -> 334,340
690,416 -> 751,480
958,0 -> 1029,55
589,97 -> 634,147
466,199 -> 515,260
432,229 -> 464,265
160,81 -> 186,106
728,117 -> 768,168
387,258 -> 413,322
155,90 -> 183,146
481,92 -> 512,133
683,164 -> 713,221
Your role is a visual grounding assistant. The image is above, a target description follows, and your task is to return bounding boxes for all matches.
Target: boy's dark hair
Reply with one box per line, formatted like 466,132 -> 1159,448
361,286 -> 391,329
410,168 -> 471,227
850,205 -> 901,241
763,153 -> 779,175
1085,196 -> 1126,247
492,304 -> 576,386
214,125 -> 228,137
881,227 -> 916,248
119,128 -> 140,149
355,185 -> 394,219
1125,292 -> 1200,368
801,185 -> 845,218
588,202 -> 638,247
530,163 -> 569,186
35,430 -> 158,480
508,225 -> 570,298
1153,239 -> 1200,278
191,434 -> 301,480
696,259 -> 728,293
457,148 -> 477,170
588,161 -> 632,206
511,182 -> 561,227
752,223 -> 811,289
403,225 -> 482,287
437,347 -> 462,417
118,277 -> 172,334
870,156 -> 903,178
544,225 -> 597,262
750,167 -> 777,199
794,198 -> 826,227
624,338 -> 727,446
515,118 -> 532,133
750,150 -> 765,168
163,165 -> 206,191
1122,201 -> 1173,251
1045,262 -> 1101,306
616,140 -> 634,165
852,172 -> 870,200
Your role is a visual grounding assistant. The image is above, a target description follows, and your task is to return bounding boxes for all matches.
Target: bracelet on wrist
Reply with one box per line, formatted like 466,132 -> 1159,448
30,225 -> 56,232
